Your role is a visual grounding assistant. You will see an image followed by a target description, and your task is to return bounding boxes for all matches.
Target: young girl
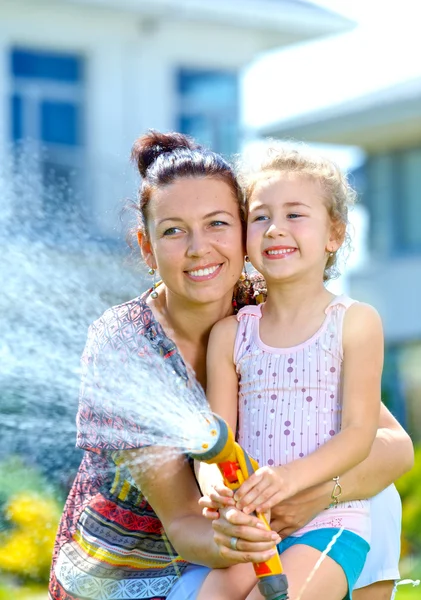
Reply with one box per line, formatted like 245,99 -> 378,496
199,147 -> 384,600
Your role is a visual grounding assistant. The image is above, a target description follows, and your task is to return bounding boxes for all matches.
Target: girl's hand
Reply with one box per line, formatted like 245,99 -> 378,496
198,483 -> 235,520
270,482 -> 331,537
213,506 -> 281,564
234,465 -> 296,514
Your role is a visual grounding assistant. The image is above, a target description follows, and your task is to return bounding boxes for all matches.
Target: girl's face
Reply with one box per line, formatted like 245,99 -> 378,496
140,177 -> 244,306
246,172 -> 341,284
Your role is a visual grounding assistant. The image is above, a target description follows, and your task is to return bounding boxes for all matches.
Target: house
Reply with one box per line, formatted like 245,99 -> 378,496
259,77 -> 421,436
0,0 -> 352,240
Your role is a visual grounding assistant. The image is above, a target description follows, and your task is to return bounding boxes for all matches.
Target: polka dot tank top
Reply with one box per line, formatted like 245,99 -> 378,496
234,295 -> 370,542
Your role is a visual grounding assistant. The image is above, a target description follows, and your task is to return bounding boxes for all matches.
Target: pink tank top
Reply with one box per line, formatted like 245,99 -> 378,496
234,295 -> 371,542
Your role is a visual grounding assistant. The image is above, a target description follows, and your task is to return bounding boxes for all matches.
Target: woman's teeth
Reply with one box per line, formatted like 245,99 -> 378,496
188,265 -> 220,277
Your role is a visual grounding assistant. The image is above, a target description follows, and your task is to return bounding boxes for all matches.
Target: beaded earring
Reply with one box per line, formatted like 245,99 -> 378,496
241,256 -> 255,305
148,267 -> 159,299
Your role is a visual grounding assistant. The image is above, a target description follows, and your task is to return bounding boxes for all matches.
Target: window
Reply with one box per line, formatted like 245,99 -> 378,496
177,68 -> 238,157
10,48 -> 85,231
365,147 -> 421,255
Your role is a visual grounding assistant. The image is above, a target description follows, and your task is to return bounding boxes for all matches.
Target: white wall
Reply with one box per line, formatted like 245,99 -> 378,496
350,257 -> 421,343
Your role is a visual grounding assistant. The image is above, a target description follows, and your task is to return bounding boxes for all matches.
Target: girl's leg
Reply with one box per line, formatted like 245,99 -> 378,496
197,563 -> 257,600
246,545 -> 348,600
353,581 -> 396,600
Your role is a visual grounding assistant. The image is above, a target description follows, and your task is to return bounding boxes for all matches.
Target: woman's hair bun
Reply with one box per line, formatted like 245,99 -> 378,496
131,130 -> 200,177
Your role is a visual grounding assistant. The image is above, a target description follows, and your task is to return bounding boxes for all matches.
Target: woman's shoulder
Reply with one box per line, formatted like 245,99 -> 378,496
86,292 -> 156,353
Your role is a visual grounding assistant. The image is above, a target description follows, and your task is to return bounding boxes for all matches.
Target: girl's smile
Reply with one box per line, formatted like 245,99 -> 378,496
263,246 -> 297,259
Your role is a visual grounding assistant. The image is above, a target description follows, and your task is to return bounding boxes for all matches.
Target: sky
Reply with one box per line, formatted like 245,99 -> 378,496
243,0 -> 421,133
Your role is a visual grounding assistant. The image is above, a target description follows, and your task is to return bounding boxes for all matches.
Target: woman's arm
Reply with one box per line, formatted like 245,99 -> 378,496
121,447 -> 278,568
334,401 -> 414,499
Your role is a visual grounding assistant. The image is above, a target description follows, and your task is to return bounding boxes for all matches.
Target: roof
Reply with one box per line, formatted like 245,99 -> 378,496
259,77 -> 421,151
62,0 -> 354,47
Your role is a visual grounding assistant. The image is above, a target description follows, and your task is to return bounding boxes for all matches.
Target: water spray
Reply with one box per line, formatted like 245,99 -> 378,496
189,413 -> 289,600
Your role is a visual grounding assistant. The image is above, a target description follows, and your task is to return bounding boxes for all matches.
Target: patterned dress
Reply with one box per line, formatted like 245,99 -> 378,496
49,277 -> 263,600
49,292 -> 193,600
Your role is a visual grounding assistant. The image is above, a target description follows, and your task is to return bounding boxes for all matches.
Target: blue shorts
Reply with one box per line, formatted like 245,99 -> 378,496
167,564 -> 211,600
277,528 -> 370,600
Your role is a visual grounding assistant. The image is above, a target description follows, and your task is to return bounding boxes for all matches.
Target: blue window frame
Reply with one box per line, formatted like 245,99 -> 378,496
9,47 -> 85,231
11,48 -> 82,83
177,68 -> 238,156
41,100 -> 80,146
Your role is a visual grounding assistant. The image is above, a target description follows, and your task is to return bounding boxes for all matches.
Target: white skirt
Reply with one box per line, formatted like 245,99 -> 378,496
355,484 -> 401,589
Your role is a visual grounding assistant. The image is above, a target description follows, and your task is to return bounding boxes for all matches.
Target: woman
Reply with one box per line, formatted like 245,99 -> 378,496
49,131 -> 413,600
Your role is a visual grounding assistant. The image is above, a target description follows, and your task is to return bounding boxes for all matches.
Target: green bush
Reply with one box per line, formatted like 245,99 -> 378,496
396,444 -> 421,556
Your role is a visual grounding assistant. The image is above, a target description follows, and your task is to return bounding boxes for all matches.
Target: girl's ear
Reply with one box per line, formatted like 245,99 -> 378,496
137,231 -> 156,269
328,221 -> 346,252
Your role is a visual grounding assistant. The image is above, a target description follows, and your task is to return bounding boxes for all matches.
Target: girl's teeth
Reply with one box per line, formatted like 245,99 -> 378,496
267,249 -> 294,255
189,265 -> 219,277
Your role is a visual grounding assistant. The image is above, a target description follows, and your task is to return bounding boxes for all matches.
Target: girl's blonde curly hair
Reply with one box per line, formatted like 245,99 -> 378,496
239,144 -> 357,282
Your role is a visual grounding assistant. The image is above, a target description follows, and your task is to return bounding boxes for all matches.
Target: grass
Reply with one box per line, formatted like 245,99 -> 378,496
396,585 -> 421,599
1,575 -> 420,599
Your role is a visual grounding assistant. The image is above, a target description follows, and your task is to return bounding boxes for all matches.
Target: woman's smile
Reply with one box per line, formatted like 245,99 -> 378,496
184,263 -> 224,282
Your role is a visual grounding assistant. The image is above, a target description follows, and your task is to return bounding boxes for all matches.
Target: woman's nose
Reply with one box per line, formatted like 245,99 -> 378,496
186,231 -> 209,257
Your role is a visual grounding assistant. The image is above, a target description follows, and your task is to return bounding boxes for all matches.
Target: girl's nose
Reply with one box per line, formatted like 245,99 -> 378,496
265,223 -> 286,238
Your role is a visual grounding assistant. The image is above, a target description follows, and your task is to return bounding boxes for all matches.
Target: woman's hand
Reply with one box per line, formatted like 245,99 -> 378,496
212,506 -> 281,564
199,483 -> 235,520
270,482 -> 331,537
234,465 -> 297,514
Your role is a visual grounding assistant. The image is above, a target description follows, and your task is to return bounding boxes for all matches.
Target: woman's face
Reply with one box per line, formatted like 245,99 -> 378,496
141,177 -> 244,306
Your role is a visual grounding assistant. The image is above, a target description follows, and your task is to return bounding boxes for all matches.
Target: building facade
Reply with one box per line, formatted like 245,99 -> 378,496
0,0 -> 351,240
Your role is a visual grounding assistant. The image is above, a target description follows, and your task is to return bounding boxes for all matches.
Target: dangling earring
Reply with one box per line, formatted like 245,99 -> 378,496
242,256 -> 255,304
242,255 -> 251,286
148,267 -> 159,299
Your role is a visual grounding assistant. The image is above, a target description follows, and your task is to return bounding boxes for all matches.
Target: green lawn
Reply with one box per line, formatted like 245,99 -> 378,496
1,580 -> 420,599
396,585 -> 421,599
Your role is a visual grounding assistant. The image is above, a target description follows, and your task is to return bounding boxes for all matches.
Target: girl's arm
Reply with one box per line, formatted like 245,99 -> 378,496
205,316 -> 240,432
195,316 -> 241,500
202,402 -> 413,535
235,303 -> 384,514
120,447 -> 277,567
270,403 -> 413,536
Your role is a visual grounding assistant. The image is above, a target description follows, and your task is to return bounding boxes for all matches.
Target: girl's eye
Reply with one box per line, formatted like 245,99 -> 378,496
253,215 -> 269,222
287,213 -> 302,219
163,227 -> 183,236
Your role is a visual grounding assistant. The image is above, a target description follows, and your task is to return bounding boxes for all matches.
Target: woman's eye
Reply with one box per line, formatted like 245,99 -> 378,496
287,213 -> 302,219
163,227 -> 182,236
210,220 -> 229,227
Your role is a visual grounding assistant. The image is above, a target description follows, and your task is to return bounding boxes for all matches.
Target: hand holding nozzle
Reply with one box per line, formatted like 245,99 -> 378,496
189,413 -> 289,600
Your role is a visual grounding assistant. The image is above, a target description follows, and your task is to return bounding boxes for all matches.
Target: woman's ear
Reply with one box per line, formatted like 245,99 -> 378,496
137,231 -> 156,269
